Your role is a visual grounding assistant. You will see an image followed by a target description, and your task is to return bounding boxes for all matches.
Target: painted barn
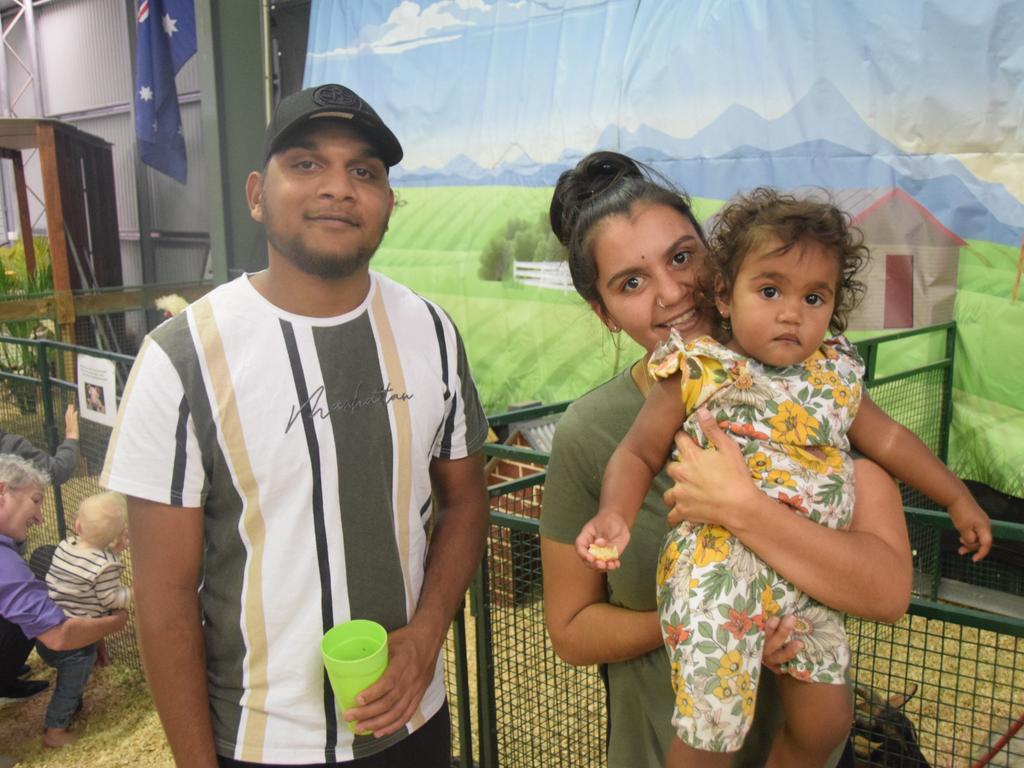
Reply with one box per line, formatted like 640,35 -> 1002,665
830,188 -> 966,331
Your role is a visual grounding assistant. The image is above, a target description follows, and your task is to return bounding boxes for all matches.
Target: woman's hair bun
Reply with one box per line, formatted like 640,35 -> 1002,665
550,151 -> 644,245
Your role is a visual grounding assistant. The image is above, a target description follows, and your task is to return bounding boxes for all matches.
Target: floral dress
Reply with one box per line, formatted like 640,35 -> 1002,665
651,332 -> 864,752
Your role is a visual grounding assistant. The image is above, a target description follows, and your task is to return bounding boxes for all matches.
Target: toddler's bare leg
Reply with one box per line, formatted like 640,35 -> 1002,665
766,677 -> 851,768
666,736 -> 733,768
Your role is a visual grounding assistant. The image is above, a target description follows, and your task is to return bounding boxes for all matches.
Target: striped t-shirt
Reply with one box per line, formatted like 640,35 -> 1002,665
45,538 -> 130,617
102,272 -> 487,764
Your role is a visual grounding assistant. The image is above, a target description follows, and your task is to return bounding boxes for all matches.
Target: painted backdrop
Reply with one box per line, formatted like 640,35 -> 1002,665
305,0 -> 1024,497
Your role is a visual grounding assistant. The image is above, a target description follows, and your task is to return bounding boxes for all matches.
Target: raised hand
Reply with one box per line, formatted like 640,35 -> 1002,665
947,495 -> 993,562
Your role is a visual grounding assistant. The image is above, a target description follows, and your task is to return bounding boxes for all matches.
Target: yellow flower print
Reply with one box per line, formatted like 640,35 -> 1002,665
717,650 -> 744,679
693,525 -> 732,567
784,444 -> 844,474
760,585 -> 780,617
657,539 -> 680,586
739,672 -> 756,717
766,469 -> 796,488
803,349 -> 827,369
807,371 -> 828,389
823,371 -> 840,388
675,685 -> 694,717
833,385 -> 852,408
768,401 -> 820,444
681,355 -> 727,413
747,452 -> 772,475
713,675 -> 738,703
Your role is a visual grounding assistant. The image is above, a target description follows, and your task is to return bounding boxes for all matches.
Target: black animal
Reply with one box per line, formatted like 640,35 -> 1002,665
852,683 -> 931,767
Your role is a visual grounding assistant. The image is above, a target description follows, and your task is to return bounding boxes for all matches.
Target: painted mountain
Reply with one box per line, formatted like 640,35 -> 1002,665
393,80 -> 1024,247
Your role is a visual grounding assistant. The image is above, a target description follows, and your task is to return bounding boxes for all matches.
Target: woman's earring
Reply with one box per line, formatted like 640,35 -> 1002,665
608,322 -> 620,332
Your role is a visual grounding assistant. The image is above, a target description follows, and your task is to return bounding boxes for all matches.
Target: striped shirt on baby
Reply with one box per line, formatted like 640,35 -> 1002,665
45,538 -> 130,617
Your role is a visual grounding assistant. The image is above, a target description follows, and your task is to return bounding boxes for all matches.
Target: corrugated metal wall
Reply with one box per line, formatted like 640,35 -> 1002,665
1,0 -> 209,290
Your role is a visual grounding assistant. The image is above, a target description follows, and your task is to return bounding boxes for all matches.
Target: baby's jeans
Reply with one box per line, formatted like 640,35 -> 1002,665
35,642 -> 97,728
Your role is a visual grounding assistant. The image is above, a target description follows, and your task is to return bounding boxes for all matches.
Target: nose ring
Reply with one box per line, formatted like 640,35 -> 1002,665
657,298 -> 666,309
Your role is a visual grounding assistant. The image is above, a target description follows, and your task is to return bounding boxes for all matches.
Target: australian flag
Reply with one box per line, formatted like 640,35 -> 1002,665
134,0 -> 196,183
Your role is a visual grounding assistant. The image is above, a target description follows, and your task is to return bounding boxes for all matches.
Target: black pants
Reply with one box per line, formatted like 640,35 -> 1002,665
0,617 -> 34,689
217,702 -> 451,768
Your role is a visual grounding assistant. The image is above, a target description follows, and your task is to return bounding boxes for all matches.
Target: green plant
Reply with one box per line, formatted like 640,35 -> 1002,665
478,213 -> 564,281
0,237 -> 54,384
0,236 -> 52,291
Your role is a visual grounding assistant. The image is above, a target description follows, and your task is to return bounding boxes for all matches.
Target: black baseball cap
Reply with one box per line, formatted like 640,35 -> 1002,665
263,84 -> 404,167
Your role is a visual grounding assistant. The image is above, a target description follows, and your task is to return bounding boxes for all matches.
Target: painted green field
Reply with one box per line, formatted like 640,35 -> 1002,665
374,246 -> 644,412
375,186 -> 640,412
375,186 -> 1022,495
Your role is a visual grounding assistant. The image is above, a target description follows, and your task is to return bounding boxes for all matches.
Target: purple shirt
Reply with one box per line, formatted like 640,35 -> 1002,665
0,534 -> 66,638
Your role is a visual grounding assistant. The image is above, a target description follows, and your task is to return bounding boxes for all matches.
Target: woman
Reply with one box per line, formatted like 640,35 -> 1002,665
539,152 -> 912,768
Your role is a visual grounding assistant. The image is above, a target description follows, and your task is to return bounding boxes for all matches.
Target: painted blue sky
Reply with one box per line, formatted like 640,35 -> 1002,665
304,0 -> 1024,198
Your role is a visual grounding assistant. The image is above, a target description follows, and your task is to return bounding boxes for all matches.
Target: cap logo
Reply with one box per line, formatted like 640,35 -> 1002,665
312,85 -> 360,109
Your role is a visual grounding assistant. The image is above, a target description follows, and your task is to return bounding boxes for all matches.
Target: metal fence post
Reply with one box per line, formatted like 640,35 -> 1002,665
450,599 -> 475,768
36,339 -> 66,538
470,554 -> 498,768
939,322 -> 956,463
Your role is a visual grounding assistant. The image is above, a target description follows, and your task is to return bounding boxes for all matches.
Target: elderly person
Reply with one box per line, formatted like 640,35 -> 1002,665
0,455 -> 127,709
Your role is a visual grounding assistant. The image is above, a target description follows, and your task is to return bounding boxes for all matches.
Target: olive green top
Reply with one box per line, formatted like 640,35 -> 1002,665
541,366 -> 790,767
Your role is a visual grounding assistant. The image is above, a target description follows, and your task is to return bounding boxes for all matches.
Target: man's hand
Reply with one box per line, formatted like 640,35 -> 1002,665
343,623 -> 440,737
64,404 -> 80,440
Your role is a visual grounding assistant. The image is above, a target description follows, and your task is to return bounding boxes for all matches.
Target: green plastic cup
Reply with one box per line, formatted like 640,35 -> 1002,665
321,619 -> 389,734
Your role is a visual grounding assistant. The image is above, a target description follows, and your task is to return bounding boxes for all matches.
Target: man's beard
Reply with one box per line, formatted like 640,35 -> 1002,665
264,209 -> 388,279
270,232 -> 377,278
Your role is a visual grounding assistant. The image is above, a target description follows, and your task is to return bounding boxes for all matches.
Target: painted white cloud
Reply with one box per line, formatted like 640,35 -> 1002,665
308,0 -> 604,57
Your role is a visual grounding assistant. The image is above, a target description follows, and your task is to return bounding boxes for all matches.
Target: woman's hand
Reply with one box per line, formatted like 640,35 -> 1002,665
761,615 -> 802,673
662,408 -> 760,528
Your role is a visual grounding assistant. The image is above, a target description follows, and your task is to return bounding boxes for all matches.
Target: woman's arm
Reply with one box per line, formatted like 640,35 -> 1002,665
849,395 -> 991,560
542,537 -> 803,666
664,409 -> 912,622
542,536 -> 663,666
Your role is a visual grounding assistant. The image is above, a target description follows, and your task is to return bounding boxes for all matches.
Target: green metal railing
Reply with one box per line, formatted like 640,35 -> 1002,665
3,325 -> 1023,767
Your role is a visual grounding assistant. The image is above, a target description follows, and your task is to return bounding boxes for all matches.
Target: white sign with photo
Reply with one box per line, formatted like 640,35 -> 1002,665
77,354 -> 117,427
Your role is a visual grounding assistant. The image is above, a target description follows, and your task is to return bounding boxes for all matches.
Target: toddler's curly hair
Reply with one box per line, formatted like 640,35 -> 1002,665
703,187 -> 869,334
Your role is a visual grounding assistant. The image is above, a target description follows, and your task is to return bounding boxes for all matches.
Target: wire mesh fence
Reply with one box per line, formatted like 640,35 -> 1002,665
0,338 -> 139,668
3,324 -> 1023,767
477,478 -> 1024,768
847,608 -> 1024,767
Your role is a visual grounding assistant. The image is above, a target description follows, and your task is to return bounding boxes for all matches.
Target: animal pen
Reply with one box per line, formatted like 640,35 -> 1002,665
1,323 -> 1022,768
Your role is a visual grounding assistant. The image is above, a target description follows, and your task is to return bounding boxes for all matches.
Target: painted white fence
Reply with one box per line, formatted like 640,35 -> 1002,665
512,260 -> 573,292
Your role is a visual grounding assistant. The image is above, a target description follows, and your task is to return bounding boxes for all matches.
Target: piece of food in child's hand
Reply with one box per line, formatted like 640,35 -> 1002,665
588,543 -> 619,561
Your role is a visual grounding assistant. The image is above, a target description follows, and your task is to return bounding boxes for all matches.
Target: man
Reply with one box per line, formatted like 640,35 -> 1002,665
1,404 -> 81,485
0,455 -> 128,705
102,84 -> 489,767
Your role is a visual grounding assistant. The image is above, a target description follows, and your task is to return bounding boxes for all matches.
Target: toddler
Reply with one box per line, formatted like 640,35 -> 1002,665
37,491 -> 131,748
578,188 -> 991,767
